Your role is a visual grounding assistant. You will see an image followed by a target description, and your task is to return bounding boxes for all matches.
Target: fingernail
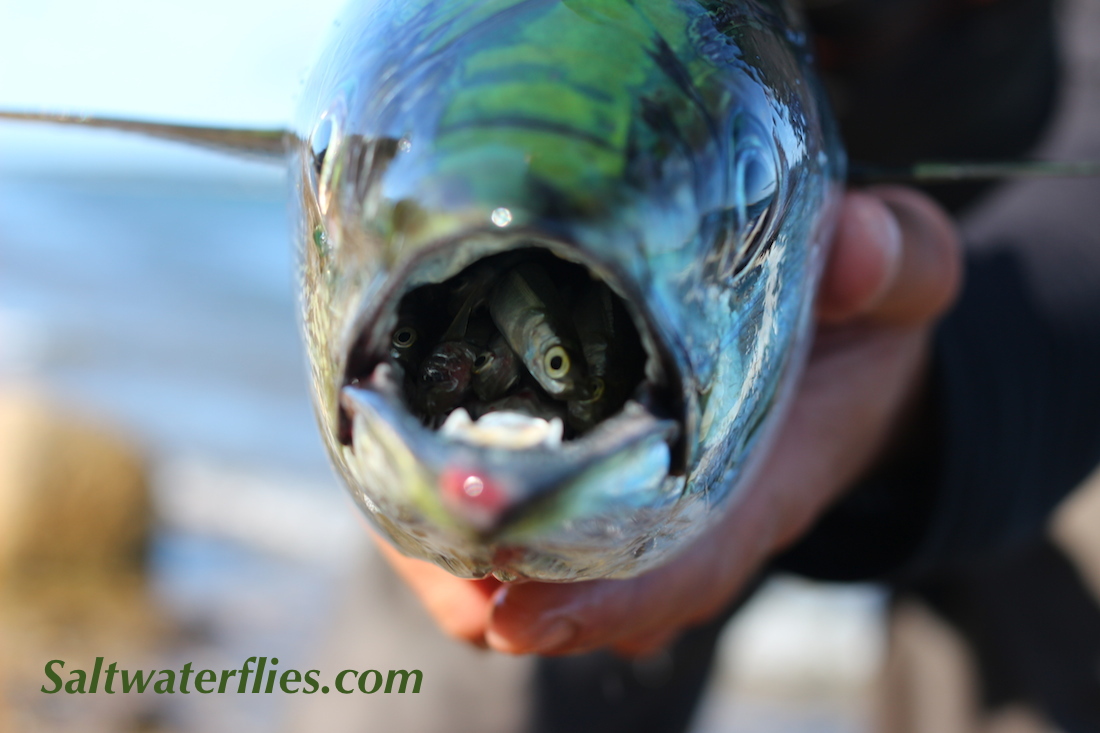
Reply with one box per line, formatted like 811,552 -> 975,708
856,194 -> 903,307
486,618 -> 577,654
872,199 -> 904,266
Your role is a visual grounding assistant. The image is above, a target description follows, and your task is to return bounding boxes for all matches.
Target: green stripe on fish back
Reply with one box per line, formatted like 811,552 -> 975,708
404,0 -> 559,58
427,0 -> 720,211
407,0 -> 693,61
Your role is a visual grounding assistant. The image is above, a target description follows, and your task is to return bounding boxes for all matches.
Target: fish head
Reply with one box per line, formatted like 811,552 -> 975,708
293,0 -> 844,581
471,334 -> 521,402
487,262 -> 592,400
417,340 -> 477,417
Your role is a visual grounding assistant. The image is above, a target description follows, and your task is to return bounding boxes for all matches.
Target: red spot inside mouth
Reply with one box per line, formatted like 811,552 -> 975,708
440,468 -> 508,530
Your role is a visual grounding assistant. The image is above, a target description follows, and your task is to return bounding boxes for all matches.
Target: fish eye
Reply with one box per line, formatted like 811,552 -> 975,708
473,353 -> 493,372
712,146 -> 780,280
737,152 -> 778,265
738,151 -> 777,210
544,346 -> 570,379
392,327 -> 417,348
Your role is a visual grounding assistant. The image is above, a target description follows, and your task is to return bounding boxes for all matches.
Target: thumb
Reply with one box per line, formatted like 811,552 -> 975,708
818,187 -> 962,326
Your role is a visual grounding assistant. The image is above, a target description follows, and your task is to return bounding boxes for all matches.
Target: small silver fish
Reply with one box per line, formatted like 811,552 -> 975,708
417,340 -> 477,417
567,281 -> 642,430
414,293 -> 484,418
472,333 -> 520,403
488,262 -> 590,401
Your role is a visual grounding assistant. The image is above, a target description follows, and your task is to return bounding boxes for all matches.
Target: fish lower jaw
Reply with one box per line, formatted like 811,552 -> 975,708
340,365 -> 680,538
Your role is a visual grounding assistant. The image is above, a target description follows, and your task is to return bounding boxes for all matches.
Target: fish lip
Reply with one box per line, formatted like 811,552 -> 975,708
340,382 -> 680,537
337,228 -> 690,532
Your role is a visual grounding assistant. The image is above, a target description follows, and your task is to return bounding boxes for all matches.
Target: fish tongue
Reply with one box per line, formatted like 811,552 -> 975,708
440,408 -> 563,450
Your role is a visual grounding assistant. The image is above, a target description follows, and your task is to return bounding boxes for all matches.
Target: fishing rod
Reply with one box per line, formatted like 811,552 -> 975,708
3,111 -> 1100,184
848,160 -> 1100,184
0,111 -> 290,161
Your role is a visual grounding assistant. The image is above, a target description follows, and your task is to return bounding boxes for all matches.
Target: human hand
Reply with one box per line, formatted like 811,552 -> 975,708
377,186 -> 962,656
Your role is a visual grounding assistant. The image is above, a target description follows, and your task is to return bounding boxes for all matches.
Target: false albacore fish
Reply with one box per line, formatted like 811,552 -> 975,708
294,0 -> 845,580
7,2 -> 1095,582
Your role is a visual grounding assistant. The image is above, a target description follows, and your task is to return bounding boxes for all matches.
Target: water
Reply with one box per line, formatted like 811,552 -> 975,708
0,130 -> 363,733
0,144 -> 329,474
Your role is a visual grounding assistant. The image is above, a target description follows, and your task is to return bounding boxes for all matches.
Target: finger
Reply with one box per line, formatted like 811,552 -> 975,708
863,186 -> 962,326
485,487 -> 776,655
817,191 -> 903,324
375,537 -> 500,646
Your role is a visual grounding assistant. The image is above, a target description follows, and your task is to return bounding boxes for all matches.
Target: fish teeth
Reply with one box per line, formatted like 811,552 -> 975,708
367,362 -> 401,397
440,407 -> 474,433
440,408 -> 563,450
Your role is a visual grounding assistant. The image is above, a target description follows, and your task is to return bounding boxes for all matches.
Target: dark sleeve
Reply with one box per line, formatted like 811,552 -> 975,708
775,0 -> 1100,581
779,209 -> 1100,581
911,220 -> 1100,570
808,0 -> 1060,212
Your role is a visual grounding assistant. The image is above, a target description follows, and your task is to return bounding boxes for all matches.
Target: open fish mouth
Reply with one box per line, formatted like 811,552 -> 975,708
336,236 -> 687,539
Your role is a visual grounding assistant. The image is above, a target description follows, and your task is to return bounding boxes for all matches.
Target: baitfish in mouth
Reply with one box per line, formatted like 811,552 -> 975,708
336,241 -> 689,580
359,249 -> 654,437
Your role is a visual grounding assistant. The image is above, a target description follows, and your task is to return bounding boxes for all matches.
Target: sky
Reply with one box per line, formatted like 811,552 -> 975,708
0,0 -> 359,470
0,0 -> 351,174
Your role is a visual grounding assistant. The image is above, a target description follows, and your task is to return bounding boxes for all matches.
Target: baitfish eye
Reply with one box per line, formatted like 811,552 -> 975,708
544,346 -> 570,379
473,353 -> 493,372
392,327 -> 417,349
310,117 -> 334,176
578,377 -> 605,404
589,377 -> 605,401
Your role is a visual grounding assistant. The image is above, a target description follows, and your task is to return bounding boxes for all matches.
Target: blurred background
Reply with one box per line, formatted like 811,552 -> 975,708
0,1 -> 1096,732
